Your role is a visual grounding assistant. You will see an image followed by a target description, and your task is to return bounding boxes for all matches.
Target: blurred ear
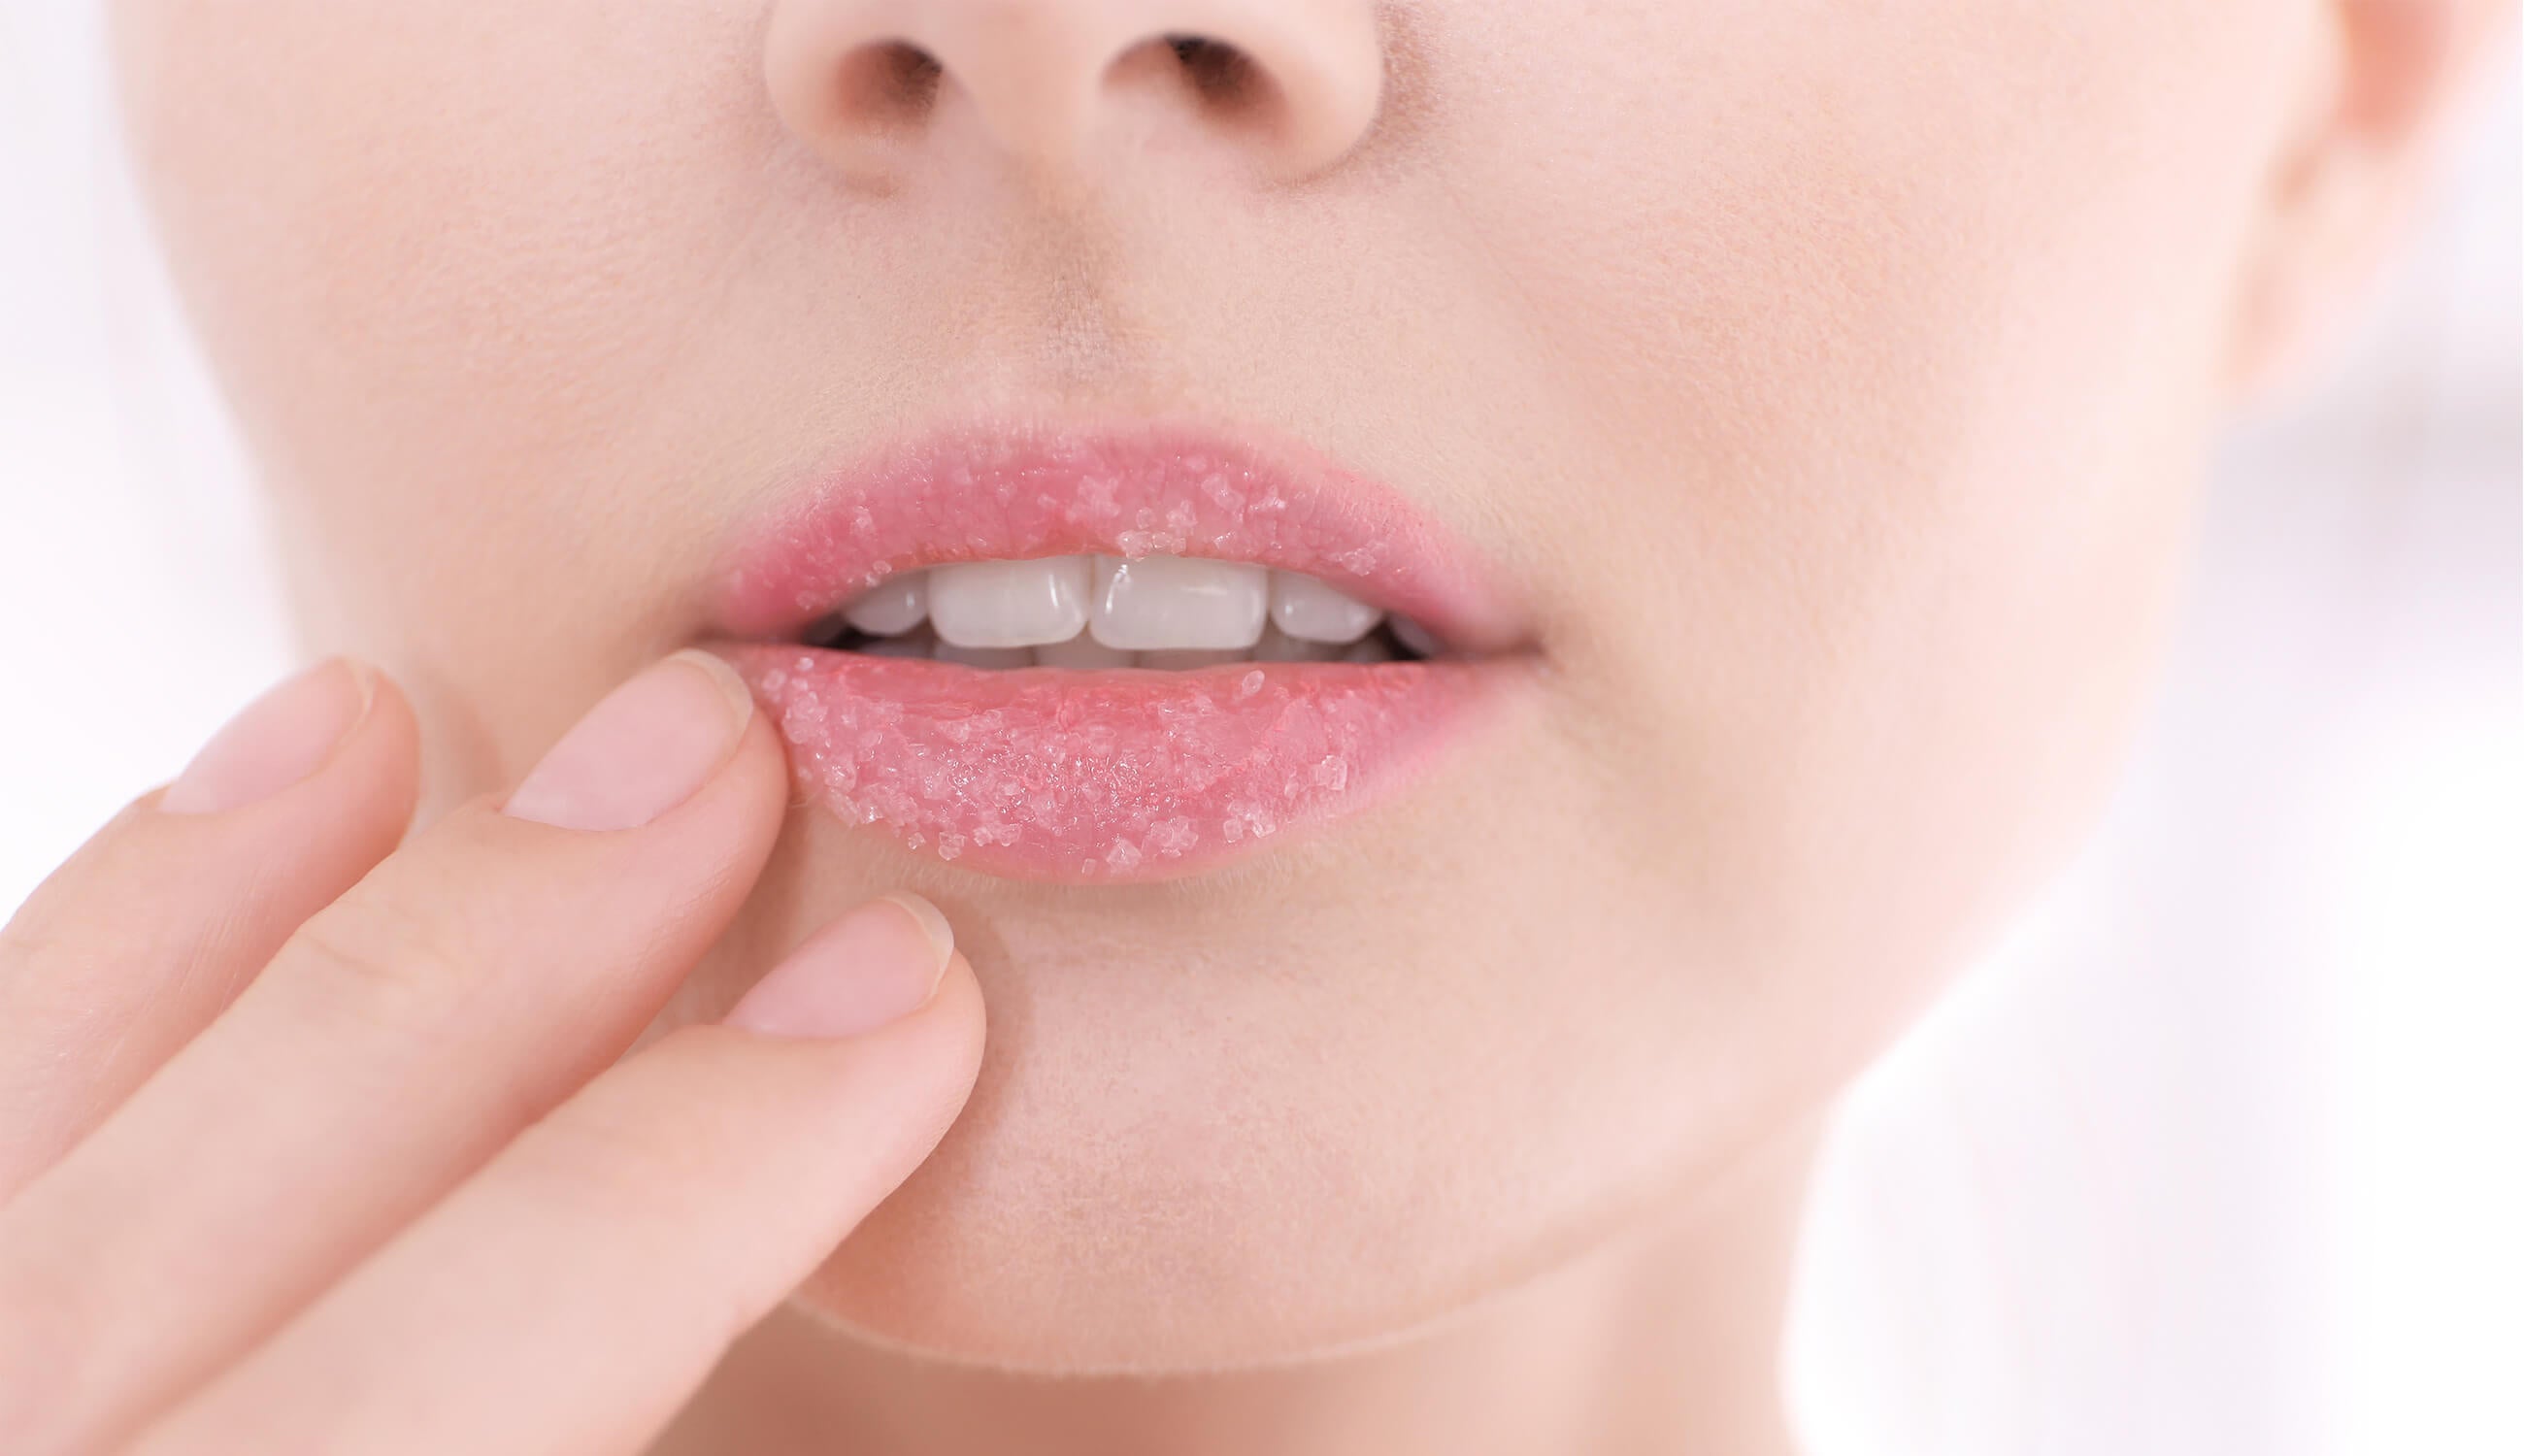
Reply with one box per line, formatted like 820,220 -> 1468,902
2223,0 -> 2514,407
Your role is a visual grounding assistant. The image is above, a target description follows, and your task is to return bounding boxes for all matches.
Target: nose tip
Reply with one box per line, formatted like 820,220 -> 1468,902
764,0 -> 1384,182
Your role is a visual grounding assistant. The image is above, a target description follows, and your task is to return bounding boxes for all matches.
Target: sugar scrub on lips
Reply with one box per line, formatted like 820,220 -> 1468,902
727,647 -> 1477,881
713,423 -> 1523,880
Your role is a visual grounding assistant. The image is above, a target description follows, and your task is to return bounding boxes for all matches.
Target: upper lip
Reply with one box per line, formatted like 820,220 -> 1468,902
709,417 -> 1525,655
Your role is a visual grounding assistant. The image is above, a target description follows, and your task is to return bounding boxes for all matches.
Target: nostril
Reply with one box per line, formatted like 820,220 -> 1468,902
1163,35 -> 1266,115
833,40 -> 944,135
766,1 -> 1385,182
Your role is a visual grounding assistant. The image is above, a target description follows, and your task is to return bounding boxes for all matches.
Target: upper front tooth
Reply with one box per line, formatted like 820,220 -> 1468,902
928,556 -> 1091,648
842,570 -> 929,636
1034,631 -> 1136,669
1089,554 -> 1268,651
1268,571 -> 1382,645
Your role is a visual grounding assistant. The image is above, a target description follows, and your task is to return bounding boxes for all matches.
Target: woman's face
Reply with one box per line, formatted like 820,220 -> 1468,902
110,0 -> 2312,1370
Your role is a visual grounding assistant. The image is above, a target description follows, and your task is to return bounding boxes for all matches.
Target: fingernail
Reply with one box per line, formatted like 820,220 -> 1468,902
502,649 -> 755,831
162,658 -> 375,815
726,893 -> 957,1040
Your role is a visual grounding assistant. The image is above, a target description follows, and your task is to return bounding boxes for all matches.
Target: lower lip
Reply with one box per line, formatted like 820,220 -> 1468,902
722,645 -> 1503,882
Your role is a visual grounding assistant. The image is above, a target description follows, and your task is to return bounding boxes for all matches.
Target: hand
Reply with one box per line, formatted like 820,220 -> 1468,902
0,651 -> 985,1454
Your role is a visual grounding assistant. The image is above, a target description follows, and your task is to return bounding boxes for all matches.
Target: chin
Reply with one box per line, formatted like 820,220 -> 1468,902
723,844 -> 1811,1374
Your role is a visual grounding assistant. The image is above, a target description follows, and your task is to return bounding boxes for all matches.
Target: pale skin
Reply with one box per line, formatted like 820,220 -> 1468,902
0,1 -> 2507,1451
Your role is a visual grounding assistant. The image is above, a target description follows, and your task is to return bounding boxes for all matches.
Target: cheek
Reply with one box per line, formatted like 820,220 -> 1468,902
1426,2 -> 2297,1024
113,0 -> 779,789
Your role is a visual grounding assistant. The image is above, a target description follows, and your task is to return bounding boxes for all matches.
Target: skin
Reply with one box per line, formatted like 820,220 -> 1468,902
0,0 -> 2499,1449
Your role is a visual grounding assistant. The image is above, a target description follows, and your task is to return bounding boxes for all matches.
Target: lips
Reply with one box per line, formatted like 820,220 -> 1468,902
711,422 -> 1523,882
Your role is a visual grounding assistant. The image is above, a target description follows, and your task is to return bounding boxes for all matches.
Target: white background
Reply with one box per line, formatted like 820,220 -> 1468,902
3,7 -> 2517,1453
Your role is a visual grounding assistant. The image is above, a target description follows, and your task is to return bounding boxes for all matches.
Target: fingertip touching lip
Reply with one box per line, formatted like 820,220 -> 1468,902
710,419 -> 1527,656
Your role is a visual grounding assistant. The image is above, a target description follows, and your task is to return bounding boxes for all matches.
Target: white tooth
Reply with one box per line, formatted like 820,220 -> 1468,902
1389,616 -> 1439,659
842,570 -> 929,636
1089,554 -> 1268,651
928,556 -> 1090,648
1254,625 -> 1341,662
862,626 -> 936,659
1269,571 -> 1382,645
1034,632 -> 1137,669
934,641 -> 1033,670
1140,648 -> 1245,671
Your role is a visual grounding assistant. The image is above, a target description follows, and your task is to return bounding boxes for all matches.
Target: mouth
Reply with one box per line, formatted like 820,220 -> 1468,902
711,421 -> 1530,882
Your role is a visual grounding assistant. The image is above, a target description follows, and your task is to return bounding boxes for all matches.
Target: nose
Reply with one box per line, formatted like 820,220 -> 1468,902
764,0 -> 1384,182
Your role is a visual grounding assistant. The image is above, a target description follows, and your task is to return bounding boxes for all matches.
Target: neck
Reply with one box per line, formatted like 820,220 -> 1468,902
667,1126 -> 1817,1456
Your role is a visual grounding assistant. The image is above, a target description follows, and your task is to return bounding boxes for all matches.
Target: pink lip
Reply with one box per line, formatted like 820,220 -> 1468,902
711,421 -> 1525,882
